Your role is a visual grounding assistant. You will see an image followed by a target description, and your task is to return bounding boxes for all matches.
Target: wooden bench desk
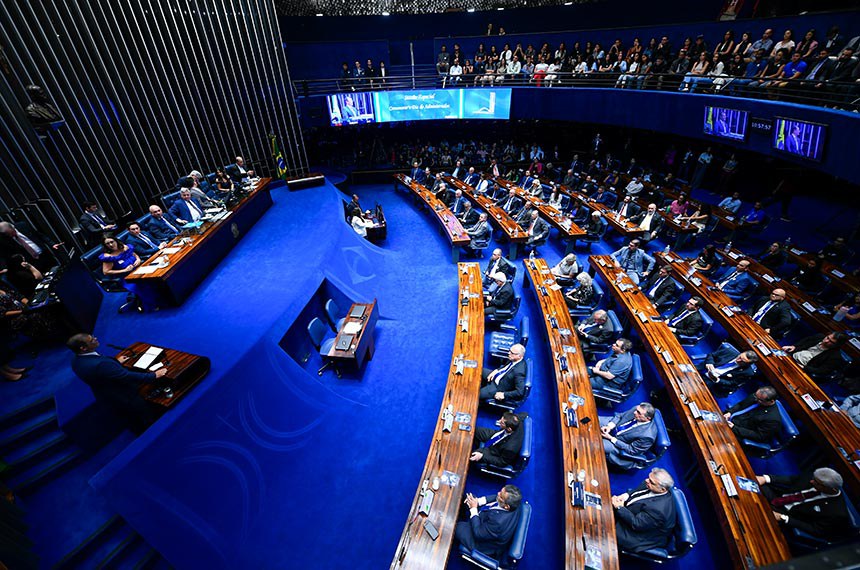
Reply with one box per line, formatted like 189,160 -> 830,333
394,174 -> 470,262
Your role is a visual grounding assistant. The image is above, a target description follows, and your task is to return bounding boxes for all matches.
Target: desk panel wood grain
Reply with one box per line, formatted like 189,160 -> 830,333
120,342 -> 211,408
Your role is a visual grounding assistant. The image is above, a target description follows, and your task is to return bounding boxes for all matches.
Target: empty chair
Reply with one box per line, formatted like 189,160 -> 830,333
614,409 -> 671,469
788,497 -> 860,552
593,353 -> 643,406
325,299 -> 346,332
621,487 -> 697,562
487,295 -> 521,325
459,501 -> 532,570
307,317 -> 340,378
489,317 -> 530,363
478,416 -> 533,480
568,280 -> 604,318
486,358 -> 533,412
735,400 -> 799,457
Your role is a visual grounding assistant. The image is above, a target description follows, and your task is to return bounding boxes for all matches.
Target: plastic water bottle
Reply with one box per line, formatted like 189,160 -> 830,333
726,240 -> 733,252
664,244 -> 671,254
529,249 -> 536,262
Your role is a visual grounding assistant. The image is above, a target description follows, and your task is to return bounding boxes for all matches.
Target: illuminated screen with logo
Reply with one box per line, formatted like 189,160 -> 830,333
772,117 -> 827,161
374,88 -> 511,123
703,106 -> 748,141
327,92 -> 376,126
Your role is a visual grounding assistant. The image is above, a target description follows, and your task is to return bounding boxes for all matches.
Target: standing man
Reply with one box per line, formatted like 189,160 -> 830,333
690,147 -> 712,190
78,201 -> 117,246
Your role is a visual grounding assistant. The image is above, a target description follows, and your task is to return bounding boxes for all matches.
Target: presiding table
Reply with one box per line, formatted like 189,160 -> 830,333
394,174 -> 470,262
327,300 -> 379,371
392,263 -> 484,569
117,342 -> 211,408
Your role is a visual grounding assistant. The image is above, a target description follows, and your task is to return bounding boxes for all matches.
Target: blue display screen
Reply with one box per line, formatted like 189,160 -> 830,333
703,106 -> 748,141
772,117 -> 827,161
327,92 -> 376,126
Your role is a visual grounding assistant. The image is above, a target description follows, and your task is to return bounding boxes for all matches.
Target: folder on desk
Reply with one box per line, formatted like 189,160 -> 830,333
349,305 -> 366,319
335,334 -> 354,351
133,346 -> 163,369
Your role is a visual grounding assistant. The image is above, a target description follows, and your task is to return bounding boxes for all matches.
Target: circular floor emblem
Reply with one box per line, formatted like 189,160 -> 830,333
231,222 -> 240,238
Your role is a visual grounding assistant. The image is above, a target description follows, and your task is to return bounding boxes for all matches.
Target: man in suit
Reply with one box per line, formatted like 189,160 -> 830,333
513,203 -> 534,227
578,175 -> 597,195
125,222 -> 163,259
410,161 -> 424,183
519,170 -> 535,190
233,156 -> 255,179
576,309 -> 615,354
145,205 -> 181,242
785,125 -> 803,155
458,201 -> 479,228
464,167 -> 480,187
600,403 -> 658,470
757,242 -> 786,271
562,169 -> 577,187
714,259 -> 757,301
748,289 -> 792,337
451,160 -> 464,180
589,338 -> 634,390
570,154 -> 584,174
67,333 -> 167,432
169,189 -> 205,225
474,173 -> 491,194
346,195 -> 362,219
524,210 -> 549,249
483,249 -> 515,290
630,203 -> 664,243
456,485 -> 523,559
480,343 -> 526,402
612,468 -> 677,553
703,346 -> 759,390
756,468 -> 852,540
641,265 -> 678,309
615,195 -> 640,219
484,272 -> 514,319
665,296 -> 704,339
496,189 -> 522,214
434,182 -> 452,206
723,386 -> 781,444
0,221 -> 59,272
611,239 -> 655,285
470,412 -> 526,468
465,213 -> 491,255
782,332 -> 848,378
78,201 -> 116,246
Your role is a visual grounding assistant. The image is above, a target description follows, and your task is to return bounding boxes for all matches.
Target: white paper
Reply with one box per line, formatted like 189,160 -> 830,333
134,265 -> 160,275
133,346 -> 163,369
342,321 -> 362,335
162,247 -> 182,254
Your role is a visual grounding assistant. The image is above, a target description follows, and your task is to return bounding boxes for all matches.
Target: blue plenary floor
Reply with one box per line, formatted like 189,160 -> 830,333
1,176 -> 855,569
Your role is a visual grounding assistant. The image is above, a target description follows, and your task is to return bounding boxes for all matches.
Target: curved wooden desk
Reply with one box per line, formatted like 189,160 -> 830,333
784,246 -> 860,295
523,258 -> 619,570
394,174 -> 470,261
551,179 -> 646,238
589,255 -> 790,569
391,263 -> 484,569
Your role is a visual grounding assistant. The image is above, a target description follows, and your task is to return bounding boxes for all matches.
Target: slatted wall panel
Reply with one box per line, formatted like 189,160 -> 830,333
0,0 -> 306,243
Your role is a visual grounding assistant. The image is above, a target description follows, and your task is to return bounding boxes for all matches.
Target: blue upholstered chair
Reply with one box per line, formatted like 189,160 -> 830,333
788,498 -> 860,552
459,501 -> 532,569
592,353 -> 643,406
621,487 -> 697,562
735,400 -> 799,458
568,280 -> 605,318
477,416 -> 533,480
583,309 -> 622,355
307,317 -> 340,378
614,409 -> 670,469
489,317 -> 530,364
485,359 -> 533,412
675,310 -> 713,347
487,295 -> 521,325
325,299 -> 347,332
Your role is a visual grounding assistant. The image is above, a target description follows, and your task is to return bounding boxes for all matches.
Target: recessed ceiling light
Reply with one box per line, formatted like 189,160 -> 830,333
382,11 -> 390,15
315,12 -> 323,16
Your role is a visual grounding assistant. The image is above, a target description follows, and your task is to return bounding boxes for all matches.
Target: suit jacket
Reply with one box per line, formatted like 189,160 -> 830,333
615,201 -> 641,219
478,412 -> 527,467
464,498 -> 520,558
714,268 -> 757,299
615,482 -> 677,553
666,306 -> 704,338
611,247 -> 656,276
791,334 -> 846,377
124,232 -> 160,259
826,57 -> 857,82
144,216 -> 181,242
450,195 -> 467,215
578,316 -> 615,346
484,256 -> 516,281
489,282 -> 514,311
485,358 -> 527,401
630,210 -> 664,235
641,273 -> 677,308
749,297 -> 792,336
169,197 -> 205,224
605,409 -> 658,470
765,473 -> 853,538
704,346 -> 756,385
725,394 -> 781,443
464,173 -> 480,186
78,211 -> 112,236
525,217 -> 550,243
496,194 -> 522,213
459,208 -> 479,227
71,354 -> 155,406
467,220 -> 491,242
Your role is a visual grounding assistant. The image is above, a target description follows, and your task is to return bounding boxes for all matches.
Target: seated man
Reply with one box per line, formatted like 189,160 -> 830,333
550,253 -> 580,283
713,259 -> 757,301
513,203 -> 534,227
718,192 -> 743,214
470,412 -> 527,468
665,296 -> 704,338
484,272 -> 514,319
78,201 -> 116,246
611,239 -> 655,285
615,195 -> 640,219
782,332 -> 848,378
756,467 -> 852,540
169,189 -> 205,226
624,177 -> 644,197
458,201 -> 479,228
585,211 -> 607,239
483,249 -> 516,289
819,236 -> 850,265
144,205 -> 181,242
589,338 -> 634,390
612,468 -> 677,553
702,346 -> 759,390
464,167 -> 480,187
723,386 -> 781,444
748,288 -> 792,337
480,343 -> 526,402
562,168 -> 577,187
758,242 -> 786,271
629,203 -> 663,243
600,402 -> 658,470
456,485 -> 523,560
575,309 -> 615,354
496,189 -> 522,214
641,265 -> 678,309
465,213 -> 491,255
434,181 -> 452,205
523,210 -> 549,249
233,156 -> 255,179
519,169 -> 534,189
124,222 -> 163,259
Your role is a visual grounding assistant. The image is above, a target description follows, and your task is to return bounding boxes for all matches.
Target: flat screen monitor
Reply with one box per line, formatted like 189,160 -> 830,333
373,88 -> 512,123
772,117 -> 826,161
327,92 -> 375,126
703,106 -> 748,141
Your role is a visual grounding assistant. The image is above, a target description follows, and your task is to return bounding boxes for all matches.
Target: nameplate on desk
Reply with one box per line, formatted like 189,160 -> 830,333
662,350 -> 674,364
727,251 -> 739,259
349,305 -> 366,319
597,258 -> 607,267
691,277 -> 702,286
725,216 -> 735,221
133,346 -> 163,369
721,306 -> 735,317
801,301 -> 817,313
135,265 -> 160,275
418,489 -> 435,515
687,401 -> 702,419
539,286 -> 548,296
162,246 -> 182,254
801,393 -> 822,411
637,312 -> 648,323
756,343 -> 772,356
790,248 -> 804,255
762,274 -> 775,283
562,345 -> 577,354
831,270 -> 846,279
721,473 -> 739,498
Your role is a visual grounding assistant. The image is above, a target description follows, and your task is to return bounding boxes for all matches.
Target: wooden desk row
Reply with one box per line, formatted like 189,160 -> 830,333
523,258 -> 619,570
394,174 -> 470,262
784,246 -> 860,295
391,263 -> 484,569
547,179 -> 645,239
589,255 -> 790,569
491,177 -> 586,254
656,251 -> 860,496
716,247 -> 860,361
443,175 -> 527,259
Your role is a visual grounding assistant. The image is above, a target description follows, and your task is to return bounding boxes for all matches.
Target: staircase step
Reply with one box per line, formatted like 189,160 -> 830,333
121,543 -> 157,570
7,446 -> 83,494
97,532 -> 142,569
0,397 -> 54,432
69,524 -> 136,570
3,430 -> 71,476
53,515 -> 125,569
0,410 -> 58,454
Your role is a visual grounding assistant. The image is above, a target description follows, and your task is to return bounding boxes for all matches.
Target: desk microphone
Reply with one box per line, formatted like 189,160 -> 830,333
108,343 -> 138,358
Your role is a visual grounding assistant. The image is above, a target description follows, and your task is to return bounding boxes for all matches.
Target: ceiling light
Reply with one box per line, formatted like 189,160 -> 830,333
382,11 -> 390,15
315,12 -> 323,16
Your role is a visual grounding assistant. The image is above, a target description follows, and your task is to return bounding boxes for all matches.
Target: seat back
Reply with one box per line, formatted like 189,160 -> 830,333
668,487 -> 697,557
774,400 -> 800,449
651,409 -> 671,461
590,309 -> 623,353
518,416 -> 533,471
629,352 -> 643,387
504,501 -> 532,565
307,317 -> 328,350
325,299 -> 342,330
518,316 -> 530,348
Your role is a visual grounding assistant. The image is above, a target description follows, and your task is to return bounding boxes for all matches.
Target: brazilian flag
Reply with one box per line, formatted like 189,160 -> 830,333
705,107 -> 714,133
775,120 -> 786,150
270,135 -> 288,180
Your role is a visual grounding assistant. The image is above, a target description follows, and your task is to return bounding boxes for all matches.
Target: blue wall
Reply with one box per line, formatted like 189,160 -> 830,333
286,40 -> 390,80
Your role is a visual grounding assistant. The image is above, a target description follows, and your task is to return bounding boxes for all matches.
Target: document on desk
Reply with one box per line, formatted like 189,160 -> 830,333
342,321 -> 362,335
162,247 -> 182,255
134,265 -> 160,275
133,346 -> 163,369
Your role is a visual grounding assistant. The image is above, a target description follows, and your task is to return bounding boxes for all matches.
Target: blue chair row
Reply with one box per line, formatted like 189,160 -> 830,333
80,212 -> 155,289
476,416 -> 533,480
459,501 -> 532,570
488,317 -> 529,364
592,353 -> 643,406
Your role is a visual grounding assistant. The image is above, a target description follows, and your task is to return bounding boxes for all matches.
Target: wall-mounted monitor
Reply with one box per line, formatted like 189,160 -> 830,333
373,88 -> 512,123
703,106 -> 748,141
772,117 -> 827,161
327,92 -> 376,126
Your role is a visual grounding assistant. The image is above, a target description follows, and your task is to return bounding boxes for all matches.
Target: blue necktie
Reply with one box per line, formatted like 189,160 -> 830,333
140,233 -> 156,248
91,213 -> 107,227
720,271 -> 738,287
670,310 -> 690,326
163,218 -> 178,233
490,361 -> 514,384
648,277 -> 666,298
730,402 -> 759,418
485,430 -> 509,447
753,301 -> 774,323
615,419 -> 638,434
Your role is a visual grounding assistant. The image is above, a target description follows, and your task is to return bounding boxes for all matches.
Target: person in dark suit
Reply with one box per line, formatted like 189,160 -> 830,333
782,332 -> 848,378
611,239 -> 655,285
702,346 -> 758,390
524,210 -> 549,248
449,189 -> 467,214
458,201 -> 479,228
615,195 -> 641,219
0,221 -> 59,272
346,194 -> 362,219
756,468 -> 852,540
144,205 -> 181,243
66,333 -> 167,432
713,259 -> 757,301
748,289 -> 792,337
169,189 -> 205,225
124,222 -> 163,259
600,403 -> 658,470
496,189 -> 522,214
629,203 -> 664,243
456,485 -> 523,559
78,201 -> 117,247
513,203 -> 534,227
480,343 -> 526,402
470,412 -> 526,467
410,161 -> 424,183
484,272 -> 514,319
641,265 -> 678,309
434,181 -> 452,206
785,125 -> 803,155
483,249 -> 516,289
758,242 -> 787,271
464,167 -> 480,187
723,386 -> 781,444
575,309 -> 614,354
665,296 -> 704,338
465,213 -> 491,255
612,468 -> 677,553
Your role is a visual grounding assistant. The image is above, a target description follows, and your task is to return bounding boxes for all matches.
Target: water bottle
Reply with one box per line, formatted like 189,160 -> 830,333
726,240 -> 733,252
664,244 -> 671,254
529,249 -> 536,262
